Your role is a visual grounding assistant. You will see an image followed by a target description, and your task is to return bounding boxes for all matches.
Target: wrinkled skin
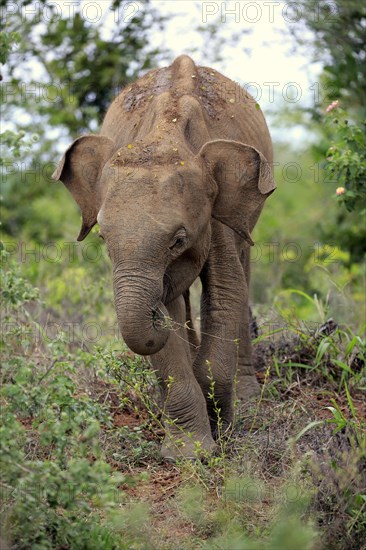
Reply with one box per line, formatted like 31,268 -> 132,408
53,56 -> 275,459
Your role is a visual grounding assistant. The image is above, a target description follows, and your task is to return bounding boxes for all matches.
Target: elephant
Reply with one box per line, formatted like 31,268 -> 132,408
53,55 -> 275,460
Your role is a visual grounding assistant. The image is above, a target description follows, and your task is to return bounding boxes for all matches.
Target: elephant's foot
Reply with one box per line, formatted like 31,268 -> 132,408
235,374 -> 261,403
161,427 -> 216,461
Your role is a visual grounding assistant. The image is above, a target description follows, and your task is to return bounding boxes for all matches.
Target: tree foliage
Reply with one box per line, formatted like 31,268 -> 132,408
288,0 -> 366,262
290,0 -> 366,114
2,0 -> 166,135
1,0 -> 168,239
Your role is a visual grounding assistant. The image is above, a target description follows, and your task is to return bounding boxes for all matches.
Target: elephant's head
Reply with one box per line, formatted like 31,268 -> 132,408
53,135 -> 275,355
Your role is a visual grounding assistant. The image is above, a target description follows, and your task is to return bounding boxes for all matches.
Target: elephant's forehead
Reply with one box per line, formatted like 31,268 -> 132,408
99,200 -> 197,238
99,167 -> 209,233
104,165 -> 201,200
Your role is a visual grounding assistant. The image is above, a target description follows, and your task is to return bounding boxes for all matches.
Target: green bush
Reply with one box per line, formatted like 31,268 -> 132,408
0,252 -> 127,548
324,106 -> 366,215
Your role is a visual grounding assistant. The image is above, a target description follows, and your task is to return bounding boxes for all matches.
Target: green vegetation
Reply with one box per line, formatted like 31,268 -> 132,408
324,108 -> 366,215
1,251 -> 365,549
1,1 -> 365,548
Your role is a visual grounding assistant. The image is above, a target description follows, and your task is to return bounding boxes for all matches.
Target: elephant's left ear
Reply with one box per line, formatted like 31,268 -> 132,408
52,135 -> 115,241
199,140 -> 276,245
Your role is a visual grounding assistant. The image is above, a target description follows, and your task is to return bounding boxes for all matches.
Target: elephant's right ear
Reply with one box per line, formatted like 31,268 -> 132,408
52,135 -> 115,241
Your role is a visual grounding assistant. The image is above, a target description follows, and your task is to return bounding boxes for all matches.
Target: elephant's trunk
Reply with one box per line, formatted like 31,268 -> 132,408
113,267 -> 170,356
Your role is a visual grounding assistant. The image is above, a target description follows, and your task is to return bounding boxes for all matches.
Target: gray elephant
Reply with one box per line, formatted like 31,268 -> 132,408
53,55 -> 275,460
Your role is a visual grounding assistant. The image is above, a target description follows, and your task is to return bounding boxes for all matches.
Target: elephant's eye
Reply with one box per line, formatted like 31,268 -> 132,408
98,233 -> 105,241
169,229 -> 187,251
173,237 -> 185,248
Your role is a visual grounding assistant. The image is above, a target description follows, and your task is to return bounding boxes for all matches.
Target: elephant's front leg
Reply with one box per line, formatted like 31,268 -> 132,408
193,223 -> 248,436
150,295 -> 215,460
